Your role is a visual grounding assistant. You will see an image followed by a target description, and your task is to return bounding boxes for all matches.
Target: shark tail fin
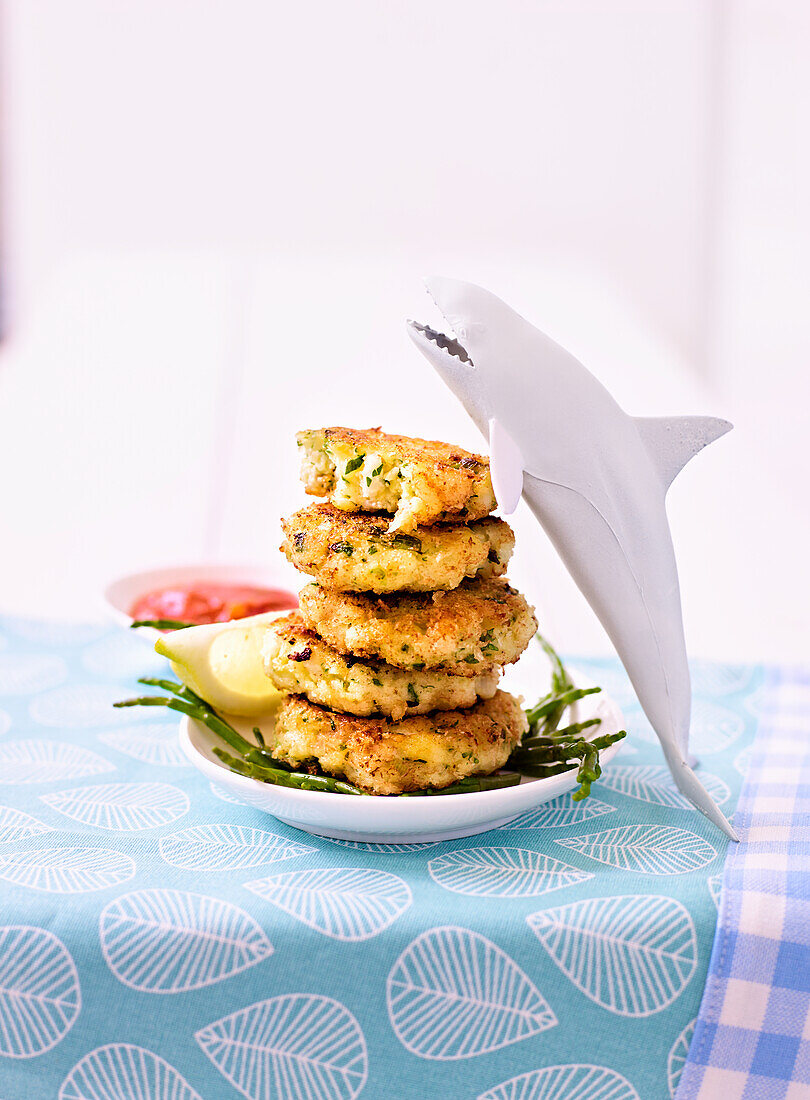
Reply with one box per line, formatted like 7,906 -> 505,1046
662,744 -> 740,840
634,415 -> 732,490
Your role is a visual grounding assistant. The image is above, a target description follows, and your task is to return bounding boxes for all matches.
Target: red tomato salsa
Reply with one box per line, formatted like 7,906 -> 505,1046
130,582 -> 297,626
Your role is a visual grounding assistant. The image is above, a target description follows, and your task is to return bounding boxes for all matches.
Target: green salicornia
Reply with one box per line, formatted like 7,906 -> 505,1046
130,619 -> 197,630
525,686 -> 600,727
505,632 -> 626,800
113,630 -> 624,800
401,773 -> 522,796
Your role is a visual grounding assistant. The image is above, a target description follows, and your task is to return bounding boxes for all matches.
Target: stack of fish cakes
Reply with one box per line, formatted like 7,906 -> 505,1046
263,428 -> 536,794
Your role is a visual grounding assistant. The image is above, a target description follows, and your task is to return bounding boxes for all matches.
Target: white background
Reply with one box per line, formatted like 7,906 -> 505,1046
0,0 -> 808,662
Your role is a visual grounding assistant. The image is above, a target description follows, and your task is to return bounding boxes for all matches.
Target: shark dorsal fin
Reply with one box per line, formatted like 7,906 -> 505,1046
634,415 -> 732,489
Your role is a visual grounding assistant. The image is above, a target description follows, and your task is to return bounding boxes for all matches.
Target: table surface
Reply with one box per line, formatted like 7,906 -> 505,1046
0,618 -> 765,1100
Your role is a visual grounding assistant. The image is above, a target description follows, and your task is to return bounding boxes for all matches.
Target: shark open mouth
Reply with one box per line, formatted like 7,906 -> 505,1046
407,321 -> 473,366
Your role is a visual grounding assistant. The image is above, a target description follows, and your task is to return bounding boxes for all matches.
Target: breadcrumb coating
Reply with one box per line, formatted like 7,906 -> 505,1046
271,690 -> 528,794
297,576 -> 537,677
280,504 -> 513,593
263,612 -> 499,720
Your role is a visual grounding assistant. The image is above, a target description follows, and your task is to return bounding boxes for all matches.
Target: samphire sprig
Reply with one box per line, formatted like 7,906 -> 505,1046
130,619 -> 197,630
114,679 -> 371,793
113,632 -> 624,799
113,679 -> 523,797
505,632 -> 626,800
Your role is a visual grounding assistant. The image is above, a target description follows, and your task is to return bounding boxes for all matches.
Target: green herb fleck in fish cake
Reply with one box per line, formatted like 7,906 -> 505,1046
297,576 -> 537,676
270,690 -> 527,794
297,426 -> 496,532
264,611 -> 500,720
281,503 -> 513,593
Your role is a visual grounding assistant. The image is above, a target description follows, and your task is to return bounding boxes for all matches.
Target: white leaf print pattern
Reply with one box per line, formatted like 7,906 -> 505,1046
81,634 -> 167,680
667,1018 -> 696,1097
734,744 -> 753,777
497,797 -> 615,830
245,867 -> 411,941
527,894 -> 697,1017
428,848 -> 592,898
160,824 -> 313,870
744,684 -> 768,716
99,888 -> 272,993
707,875 -> 722,908
0,925 -> 81,1057
0,654 -> 68,695
324,838 -> 440,852
622,710 -> 658,745
599,765 -> 730,808
209,781 -> 247,805
30,684 -> 144,727
59,1042 -> 203,1100
2,618 -> 105,646
478,1063 -> 640,1100
691,661 -> 753,696
195,994 -> 367,1100
690,699 -> 745,753
98,723 -> 188,767
567,661 -> 638,710
41,782 -> 189,830
0,847 -> 136,893
387,925 -> 556,1059
0,740 -> 115,784
0,804 -> 53,843
556,825 -> 718,875
0,709 -> 10,736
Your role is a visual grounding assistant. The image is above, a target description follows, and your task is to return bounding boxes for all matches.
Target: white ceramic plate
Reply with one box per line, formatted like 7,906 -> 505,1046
102,562 -> 301,643
179,640 -> 625,842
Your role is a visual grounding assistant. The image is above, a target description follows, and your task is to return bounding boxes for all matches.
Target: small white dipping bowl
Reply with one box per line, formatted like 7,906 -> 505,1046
102,562 -> 301,644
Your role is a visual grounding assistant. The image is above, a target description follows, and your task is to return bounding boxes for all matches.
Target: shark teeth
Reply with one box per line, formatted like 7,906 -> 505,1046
408,321 -> 472,365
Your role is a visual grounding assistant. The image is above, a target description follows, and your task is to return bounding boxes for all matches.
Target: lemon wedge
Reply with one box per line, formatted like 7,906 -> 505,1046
154,611 -> 286,716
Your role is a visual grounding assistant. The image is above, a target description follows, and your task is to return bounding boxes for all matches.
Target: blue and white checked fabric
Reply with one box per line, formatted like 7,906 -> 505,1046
678,667 -> 810,1099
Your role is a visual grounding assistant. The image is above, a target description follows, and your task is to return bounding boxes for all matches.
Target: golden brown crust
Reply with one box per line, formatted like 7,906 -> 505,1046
296,426 -> 496,532
297,576 -> 538,676
263,611 -> 500,720
271,690 -> 528,794
280,503 -> 513,593
303,427 -> 489,472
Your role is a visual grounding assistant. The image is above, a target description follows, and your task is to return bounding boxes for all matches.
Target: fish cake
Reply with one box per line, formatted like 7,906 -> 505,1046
271,690 -> 528,794
297,576 -> 537,676
280,504 -> 514,593
297,426 -> 496,532
263,612 -> 499,720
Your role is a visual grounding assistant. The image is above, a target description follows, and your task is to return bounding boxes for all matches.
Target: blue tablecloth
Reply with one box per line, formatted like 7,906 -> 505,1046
0,618 -> 763,1100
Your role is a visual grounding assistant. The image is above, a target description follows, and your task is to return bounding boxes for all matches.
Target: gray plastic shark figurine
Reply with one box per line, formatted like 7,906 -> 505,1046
408,276 -> 737,840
